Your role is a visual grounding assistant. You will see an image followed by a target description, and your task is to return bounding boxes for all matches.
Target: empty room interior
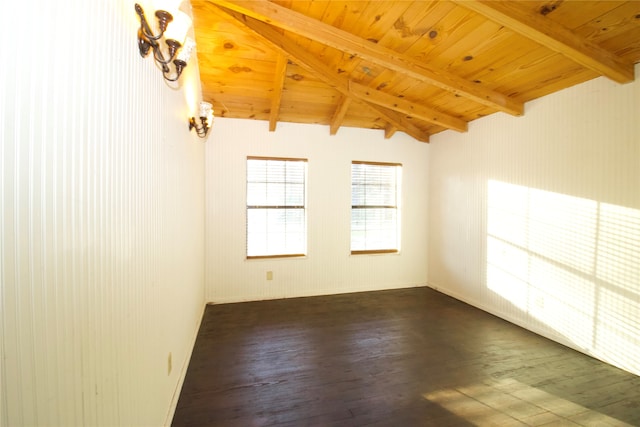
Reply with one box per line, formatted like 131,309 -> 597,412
1,1 -> 640,426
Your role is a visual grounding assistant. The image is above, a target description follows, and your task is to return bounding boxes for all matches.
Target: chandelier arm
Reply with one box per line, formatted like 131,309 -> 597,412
163,71 -> 181,82
189,116 -> 211,138
135,4 -> 165,42
162,60 -> 187,81
134,3 -> 191,83
137,28 -> 152,57
153,45 -> 171,66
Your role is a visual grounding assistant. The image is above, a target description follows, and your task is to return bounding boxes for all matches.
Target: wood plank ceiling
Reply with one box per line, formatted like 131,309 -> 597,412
191,0 -> 640,142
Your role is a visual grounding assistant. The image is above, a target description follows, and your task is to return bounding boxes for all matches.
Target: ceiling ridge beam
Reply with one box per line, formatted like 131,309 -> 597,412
454,0 -> 634,84
206,0 -> 524,116
217,8 -> 432,142
269,54 -> 288,131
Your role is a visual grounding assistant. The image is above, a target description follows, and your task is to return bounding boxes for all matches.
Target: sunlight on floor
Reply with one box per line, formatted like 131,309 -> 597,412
423,377 -> 633,426
486,180 -> 640,375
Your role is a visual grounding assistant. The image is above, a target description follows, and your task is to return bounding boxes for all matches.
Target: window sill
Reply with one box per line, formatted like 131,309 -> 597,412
351,249 -> 399,255
246,254 -> 307,260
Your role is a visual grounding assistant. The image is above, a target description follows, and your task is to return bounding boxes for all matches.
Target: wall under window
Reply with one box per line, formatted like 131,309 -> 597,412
428,64 -> 640,377
205,120 -> 429,303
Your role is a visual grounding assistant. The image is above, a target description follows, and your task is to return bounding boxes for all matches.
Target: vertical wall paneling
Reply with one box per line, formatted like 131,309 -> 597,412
205,120 -> 429,303
0,1 -> 206,426
0,4 -> 14,425
428,64 -> 640,376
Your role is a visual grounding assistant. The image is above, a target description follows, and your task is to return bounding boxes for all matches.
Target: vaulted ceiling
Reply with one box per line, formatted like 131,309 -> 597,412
191,1 -> 640,142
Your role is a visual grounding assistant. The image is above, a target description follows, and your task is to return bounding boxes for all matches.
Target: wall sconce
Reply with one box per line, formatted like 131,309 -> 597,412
135,2 -> 195,82
189,102 -> 214,138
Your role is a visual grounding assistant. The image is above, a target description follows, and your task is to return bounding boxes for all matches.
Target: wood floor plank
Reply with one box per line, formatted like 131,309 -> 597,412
172,287 -> 640,426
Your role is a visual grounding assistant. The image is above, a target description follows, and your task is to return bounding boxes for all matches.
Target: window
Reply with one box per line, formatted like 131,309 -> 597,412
351,161 -> 401,254
246,157 -> 307,258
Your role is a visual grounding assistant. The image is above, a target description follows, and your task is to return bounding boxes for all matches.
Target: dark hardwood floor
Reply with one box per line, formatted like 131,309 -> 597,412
172,287 -> 640,426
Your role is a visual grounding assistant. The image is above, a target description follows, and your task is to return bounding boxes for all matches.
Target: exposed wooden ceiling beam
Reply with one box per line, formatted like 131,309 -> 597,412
384,125 -> 397,140
348,81 -> 467,132
207,0 -> 524,116
454,0 -> 634,84
330,96 -> 352,135
269,54 -> 288,131
218,8 -> 432,142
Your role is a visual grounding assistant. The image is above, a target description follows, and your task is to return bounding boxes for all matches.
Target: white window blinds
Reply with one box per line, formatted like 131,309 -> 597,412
351,161 -> 401,254
246,157 -> 307,258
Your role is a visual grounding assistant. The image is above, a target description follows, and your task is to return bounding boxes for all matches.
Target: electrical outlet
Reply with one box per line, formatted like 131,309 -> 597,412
266,271 -> 273,280
168,352 -> 172,376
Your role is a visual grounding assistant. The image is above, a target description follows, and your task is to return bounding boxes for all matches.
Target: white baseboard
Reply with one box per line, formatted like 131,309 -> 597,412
207,282 -> 428,305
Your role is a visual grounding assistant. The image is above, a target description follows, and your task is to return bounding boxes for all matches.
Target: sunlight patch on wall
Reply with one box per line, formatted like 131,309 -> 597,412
527,256 -> 596,348
486,237 -> 529,310
486,180 -> 640,374
596,204 -> 640,292
597,288 -> 640,369
528,190 -> 598,274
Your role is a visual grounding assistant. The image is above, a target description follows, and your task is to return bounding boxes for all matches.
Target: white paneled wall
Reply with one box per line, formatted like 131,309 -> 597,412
205,120 -> 429,303
1,1 -> 205,426
429,64 -> 640,376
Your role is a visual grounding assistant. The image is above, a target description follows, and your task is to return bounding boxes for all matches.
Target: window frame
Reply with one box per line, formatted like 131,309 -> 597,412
246,156 -> 308,259
350,160 -> 402,255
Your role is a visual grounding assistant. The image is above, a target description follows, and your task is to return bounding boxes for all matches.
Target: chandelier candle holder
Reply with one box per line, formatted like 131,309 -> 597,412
189,102 -> 214,138
135,2 -> 195,82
